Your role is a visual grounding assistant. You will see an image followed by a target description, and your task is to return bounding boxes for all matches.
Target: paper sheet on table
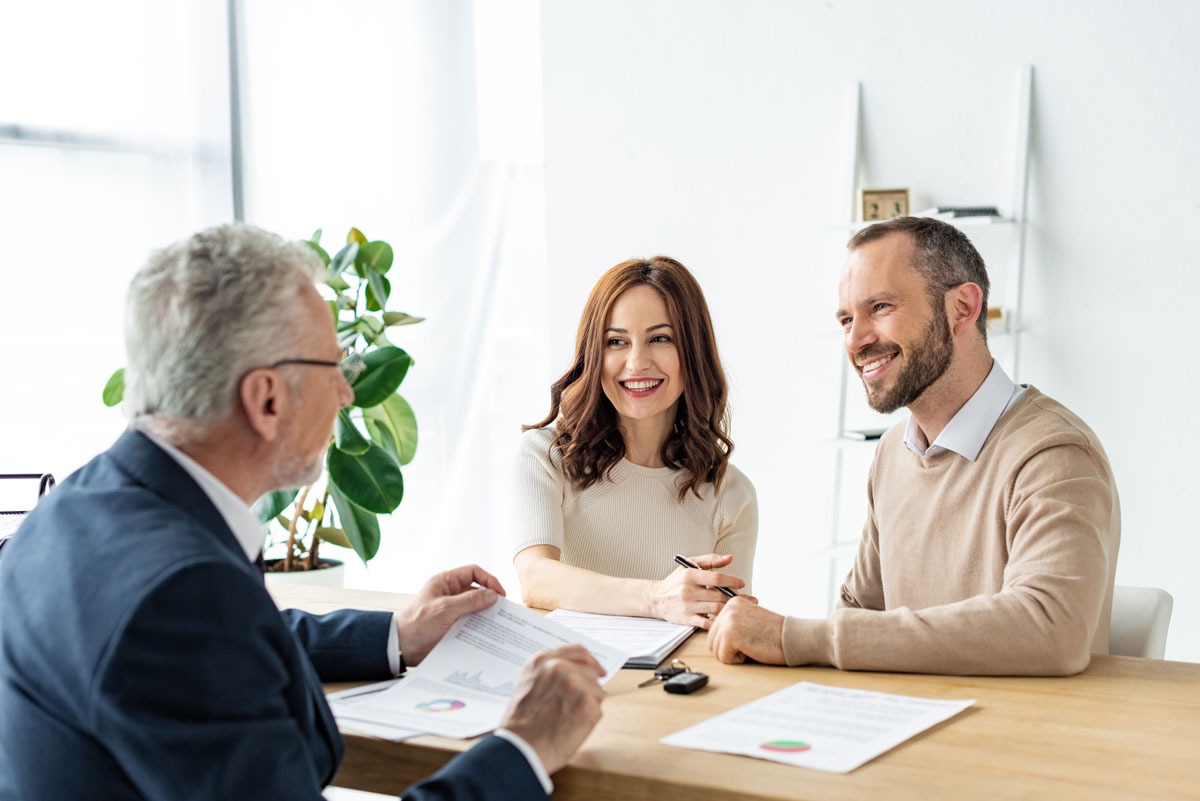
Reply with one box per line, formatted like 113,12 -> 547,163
662,681 -> 974,773
546,609 -> 694,668
334,596 -> 628,738
327,680 -> 424,742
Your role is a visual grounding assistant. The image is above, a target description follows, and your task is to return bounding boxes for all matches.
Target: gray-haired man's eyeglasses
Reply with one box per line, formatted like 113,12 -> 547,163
269,350 -> 365,384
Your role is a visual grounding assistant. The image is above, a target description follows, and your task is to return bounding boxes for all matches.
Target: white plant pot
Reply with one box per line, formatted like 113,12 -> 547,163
263,558 -> 346,588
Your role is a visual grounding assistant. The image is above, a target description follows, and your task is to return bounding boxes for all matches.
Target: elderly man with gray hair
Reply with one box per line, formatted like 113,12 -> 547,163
0,223 -> 605,801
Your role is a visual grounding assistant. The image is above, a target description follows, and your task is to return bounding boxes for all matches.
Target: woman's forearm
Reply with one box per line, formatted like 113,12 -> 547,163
517,555 -> 659,618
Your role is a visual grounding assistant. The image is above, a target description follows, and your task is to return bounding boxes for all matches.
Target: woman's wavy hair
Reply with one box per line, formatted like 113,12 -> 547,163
525,256 -> 733,500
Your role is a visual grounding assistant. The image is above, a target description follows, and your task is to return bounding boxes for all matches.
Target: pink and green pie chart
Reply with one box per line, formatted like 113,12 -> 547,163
416,699 -> 466,713
760,740 -> 811,753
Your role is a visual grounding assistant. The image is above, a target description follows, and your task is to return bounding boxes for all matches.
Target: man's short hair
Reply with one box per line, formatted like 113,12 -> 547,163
123,223 -> 324,426
847,216 -> 990,338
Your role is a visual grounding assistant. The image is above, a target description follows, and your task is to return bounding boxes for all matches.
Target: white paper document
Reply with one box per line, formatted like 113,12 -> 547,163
545,609 -> 695,668
327,680 -> 423,742
662,681 -> 974,773
333,596 -> 628,739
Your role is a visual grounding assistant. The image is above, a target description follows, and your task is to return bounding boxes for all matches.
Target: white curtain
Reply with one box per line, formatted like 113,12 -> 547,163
0,1 -> 233,481
240,0 -> 551,593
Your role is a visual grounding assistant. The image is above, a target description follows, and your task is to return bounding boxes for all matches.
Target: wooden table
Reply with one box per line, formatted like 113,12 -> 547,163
272,585 -> 1200,801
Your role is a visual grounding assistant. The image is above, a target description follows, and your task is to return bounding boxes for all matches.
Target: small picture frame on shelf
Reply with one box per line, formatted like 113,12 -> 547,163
857,188 -> 909,222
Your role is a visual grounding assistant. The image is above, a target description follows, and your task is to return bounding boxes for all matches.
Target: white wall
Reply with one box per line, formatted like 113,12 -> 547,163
539,0 -> 1200,660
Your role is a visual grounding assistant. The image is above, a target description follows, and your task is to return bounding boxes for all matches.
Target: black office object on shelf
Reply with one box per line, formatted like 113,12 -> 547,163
0,473 -> 56,557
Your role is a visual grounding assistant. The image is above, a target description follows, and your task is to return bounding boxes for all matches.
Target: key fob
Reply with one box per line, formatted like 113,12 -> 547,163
655,665 -> 686,680
663,672 -> 708,694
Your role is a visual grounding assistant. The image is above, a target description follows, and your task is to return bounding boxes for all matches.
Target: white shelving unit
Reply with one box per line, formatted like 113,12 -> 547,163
820,66 -> 1034,613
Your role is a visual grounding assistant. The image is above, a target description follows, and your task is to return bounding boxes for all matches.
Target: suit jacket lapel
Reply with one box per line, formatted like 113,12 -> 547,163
106,429 -> 249,567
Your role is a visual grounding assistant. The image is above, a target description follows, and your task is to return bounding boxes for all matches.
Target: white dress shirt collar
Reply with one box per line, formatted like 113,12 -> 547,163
144,432 -> 265,562
144,432 -> 408,679
903,360 -> 1027,461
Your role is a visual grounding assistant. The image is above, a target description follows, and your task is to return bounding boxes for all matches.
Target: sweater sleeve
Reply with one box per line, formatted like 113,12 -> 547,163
783,442 -> 1118,676
835,456 -> 885,612
713,467 -> 759,593
511,429 -> 567,557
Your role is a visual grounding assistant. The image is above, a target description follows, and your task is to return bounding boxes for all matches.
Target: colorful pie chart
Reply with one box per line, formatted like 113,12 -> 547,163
416,698 -> 466,713
760,740 -> 811,753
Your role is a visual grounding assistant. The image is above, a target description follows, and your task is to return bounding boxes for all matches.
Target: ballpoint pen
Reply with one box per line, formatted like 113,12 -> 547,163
673,554 -> 737,598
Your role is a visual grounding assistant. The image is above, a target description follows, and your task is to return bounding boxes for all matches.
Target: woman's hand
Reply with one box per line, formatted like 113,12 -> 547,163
645,553 -> 746,628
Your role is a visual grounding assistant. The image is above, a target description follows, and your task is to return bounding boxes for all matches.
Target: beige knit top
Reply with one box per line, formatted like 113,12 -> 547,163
783,387 -> 1120,676
512,427 -> 758,590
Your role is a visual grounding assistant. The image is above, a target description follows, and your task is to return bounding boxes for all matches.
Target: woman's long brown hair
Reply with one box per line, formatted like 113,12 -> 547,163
525,256 -> 733,500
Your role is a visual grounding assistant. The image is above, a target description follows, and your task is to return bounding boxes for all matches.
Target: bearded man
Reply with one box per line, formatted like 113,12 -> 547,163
709,216 -> 1120,676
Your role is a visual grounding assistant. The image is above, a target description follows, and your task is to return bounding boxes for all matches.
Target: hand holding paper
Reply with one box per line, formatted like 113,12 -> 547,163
394,564 -> 507,665
337,596 -> 626,739
500,645 -> 608,773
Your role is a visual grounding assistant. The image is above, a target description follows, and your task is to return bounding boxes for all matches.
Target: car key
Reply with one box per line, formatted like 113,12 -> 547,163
638,663 -> 686,688
663,672 -> 708,694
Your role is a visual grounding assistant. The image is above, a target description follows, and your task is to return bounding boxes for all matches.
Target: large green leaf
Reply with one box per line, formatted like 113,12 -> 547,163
352,347 -> 411,407
363,393 -> 418,465
327,443 -> 404,514
382,311 -> 425,327
365,269 -> 390,312
102,368 -> 125,407
252,488 -> 299,524
354,316 -> 393,347
356,240 -> 394,275
330,242 -> 359,276
315,525 -> 353,549
335,409 -> 370,454
329,483 -> 381,562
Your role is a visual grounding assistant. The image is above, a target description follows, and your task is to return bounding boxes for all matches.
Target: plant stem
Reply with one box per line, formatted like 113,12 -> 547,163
284,485 -> 311,572
308,488 -> 332,570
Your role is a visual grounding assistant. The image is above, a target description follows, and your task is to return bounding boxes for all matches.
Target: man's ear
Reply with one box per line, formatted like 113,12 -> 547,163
948,283 -> 985,336
240,369 -> 286,442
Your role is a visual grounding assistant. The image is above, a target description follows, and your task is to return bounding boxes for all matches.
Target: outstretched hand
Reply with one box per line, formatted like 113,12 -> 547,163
647,553 -> 747,629
394,565 -> 506,666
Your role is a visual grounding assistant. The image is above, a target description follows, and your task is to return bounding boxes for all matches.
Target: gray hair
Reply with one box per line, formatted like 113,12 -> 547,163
124,223 -> 324,428
847,216 -> 990,338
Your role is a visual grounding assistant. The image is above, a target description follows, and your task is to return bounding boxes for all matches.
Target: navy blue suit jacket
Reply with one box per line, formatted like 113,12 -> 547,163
0,430 -> 546,801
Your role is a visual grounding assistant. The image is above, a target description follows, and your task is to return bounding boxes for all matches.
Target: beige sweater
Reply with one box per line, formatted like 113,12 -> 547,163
512,427 -> 758,589
783,388 -> 1120,675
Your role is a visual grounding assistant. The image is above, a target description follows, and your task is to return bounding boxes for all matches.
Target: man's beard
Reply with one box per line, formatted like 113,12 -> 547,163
274,441 -> 326,491
859,307 -> 953,414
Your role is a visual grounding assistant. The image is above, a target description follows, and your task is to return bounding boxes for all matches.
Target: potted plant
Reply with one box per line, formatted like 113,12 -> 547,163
102,227 -> 422,583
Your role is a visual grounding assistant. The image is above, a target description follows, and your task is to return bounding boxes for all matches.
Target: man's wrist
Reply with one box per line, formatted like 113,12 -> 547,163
781,615 -> 832,667
493,728 -> 553,795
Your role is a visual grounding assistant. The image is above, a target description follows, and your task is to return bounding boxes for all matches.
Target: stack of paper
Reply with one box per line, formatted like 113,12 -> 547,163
546,609 -> 694,668
326,597 -> 628,739
662,681 -> 974,773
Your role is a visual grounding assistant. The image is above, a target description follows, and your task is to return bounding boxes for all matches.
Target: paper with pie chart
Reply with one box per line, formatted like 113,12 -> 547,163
661,681 -> 974,773
332,595 -> 628,739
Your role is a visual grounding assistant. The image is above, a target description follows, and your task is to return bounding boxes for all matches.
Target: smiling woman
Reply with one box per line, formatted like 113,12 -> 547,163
511,257 -> 758,628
